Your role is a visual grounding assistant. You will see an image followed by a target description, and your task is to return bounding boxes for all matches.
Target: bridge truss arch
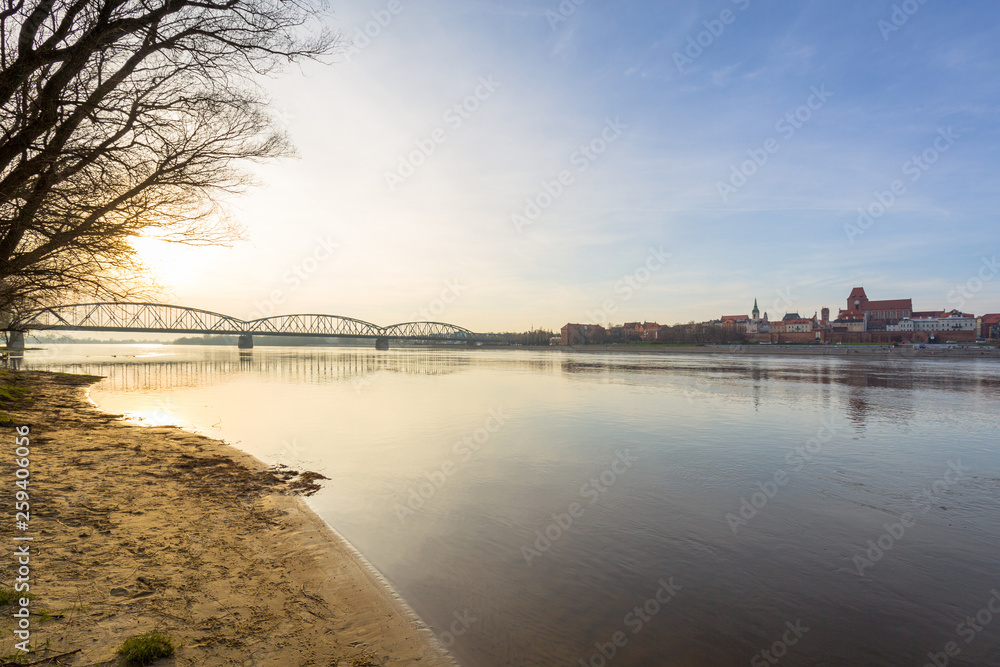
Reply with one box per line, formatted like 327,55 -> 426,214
13,303 -> 484,345
381,321 -> 476,340
23,302 -> 246,334
248,314 -> 384,338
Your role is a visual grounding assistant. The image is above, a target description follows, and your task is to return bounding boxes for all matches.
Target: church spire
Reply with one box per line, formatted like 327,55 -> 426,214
752,298 -> 760,318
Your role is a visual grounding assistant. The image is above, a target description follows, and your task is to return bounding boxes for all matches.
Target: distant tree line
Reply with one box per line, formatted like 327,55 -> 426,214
601,323 -> 746,345
28,334 -> 163,345
485,330 -> 556,346
174,335 -> 365,347
651,323 -> 746,345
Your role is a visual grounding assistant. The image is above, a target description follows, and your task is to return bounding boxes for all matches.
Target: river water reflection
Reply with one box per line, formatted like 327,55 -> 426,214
25,345 -> 1000,666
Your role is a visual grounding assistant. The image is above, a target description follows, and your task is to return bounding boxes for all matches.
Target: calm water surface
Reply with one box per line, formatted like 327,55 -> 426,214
24,345 -> 1000,666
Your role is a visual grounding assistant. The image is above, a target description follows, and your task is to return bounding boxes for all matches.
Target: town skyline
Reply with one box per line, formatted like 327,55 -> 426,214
560,282 -> 1000,343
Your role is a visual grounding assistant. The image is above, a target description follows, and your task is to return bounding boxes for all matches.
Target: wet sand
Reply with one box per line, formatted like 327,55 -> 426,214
0,370 -> 456,666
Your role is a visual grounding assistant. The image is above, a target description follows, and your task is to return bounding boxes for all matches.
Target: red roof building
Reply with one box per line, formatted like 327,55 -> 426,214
845,287 -> 912,329
980,314 -> 1000,339
561,323 -> 606,346
783,318 -> 814,333
622,321 -> 662,341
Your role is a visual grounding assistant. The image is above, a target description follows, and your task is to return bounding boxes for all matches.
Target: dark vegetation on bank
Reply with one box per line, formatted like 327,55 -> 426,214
0,369 -> 30,426
611,323 -> 745,345
27,329 -> 558,347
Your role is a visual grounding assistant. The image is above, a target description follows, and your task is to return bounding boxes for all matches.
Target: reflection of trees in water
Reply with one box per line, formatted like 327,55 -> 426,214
559,355 -> 1000,394
28,349 -> 560,393
559,355 -> 1000,429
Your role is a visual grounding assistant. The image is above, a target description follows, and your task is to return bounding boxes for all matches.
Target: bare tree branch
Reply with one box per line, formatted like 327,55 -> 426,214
0,0 -> 338,315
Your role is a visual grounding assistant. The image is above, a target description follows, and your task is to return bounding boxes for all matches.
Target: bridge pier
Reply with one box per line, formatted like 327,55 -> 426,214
375,337 -> 390,351
237,334 -> 253,350
7,331 -> 25,350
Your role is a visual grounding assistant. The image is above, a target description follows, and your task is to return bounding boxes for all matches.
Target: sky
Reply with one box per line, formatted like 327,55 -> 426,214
132,0 -> 1000,333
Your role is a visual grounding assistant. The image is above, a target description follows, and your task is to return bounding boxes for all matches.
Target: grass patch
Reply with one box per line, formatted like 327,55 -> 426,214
0,383 -> 29,403
0,372 -> 30,426
47,371 -> 105,385
0,587 -> 23,605
33,608 -> 61,623
117,632 -> 175,666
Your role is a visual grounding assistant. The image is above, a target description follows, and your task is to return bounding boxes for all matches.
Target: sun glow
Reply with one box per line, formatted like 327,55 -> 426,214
128,235 -> 230,296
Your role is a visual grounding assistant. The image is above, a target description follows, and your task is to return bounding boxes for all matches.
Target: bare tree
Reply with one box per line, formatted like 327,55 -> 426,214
0,0 -> 335,319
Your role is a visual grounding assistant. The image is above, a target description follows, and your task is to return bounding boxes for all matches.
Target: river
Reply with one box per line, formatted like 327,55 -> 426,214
23,344 -> 1000,666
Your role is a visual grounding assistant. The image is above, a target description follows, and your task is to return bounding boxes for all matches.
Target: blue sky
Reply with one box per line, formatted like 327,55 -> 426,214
136,0 -> 1000,331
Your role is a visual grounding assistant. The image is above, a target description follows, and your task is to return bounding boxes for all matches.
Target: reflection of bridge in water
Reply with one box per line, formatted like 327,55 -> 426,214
29,350 -> 477,392
9,302 -> 494,350
25,348 -> 560,393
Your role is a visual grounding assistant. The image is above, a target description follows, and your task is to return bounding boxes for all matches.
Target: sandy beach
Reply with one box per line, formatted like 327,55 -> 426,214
0,370 -> 456,666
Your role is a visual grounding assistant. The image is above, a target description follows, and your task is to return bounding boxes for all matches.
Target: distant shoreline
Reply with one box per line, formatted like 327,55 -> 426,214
496,344 -> 1000,359
14,340 -> 1000,360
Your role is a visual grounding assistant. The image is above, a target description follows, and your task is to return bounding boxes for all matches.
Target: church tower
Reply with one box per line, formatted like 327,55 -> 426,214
747,298 -> 761,334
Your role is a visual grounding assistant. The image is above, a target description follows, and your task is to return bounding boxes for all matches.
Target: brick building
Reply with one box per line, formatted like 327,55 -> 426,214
979,314 -> 1000,339
838,287 -> 912,330
560,323 -> 606,345
621,321 -> 663,341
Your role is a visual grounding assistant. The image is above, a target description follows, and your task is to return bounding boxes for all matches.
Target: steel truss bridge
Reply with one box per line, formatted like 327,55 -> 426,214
8,302 -> 489,350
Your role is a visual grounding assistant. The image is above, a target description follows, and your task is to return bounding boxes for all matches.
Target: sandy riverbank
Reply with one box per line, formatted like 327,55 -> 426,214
0,371 -> 456,666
